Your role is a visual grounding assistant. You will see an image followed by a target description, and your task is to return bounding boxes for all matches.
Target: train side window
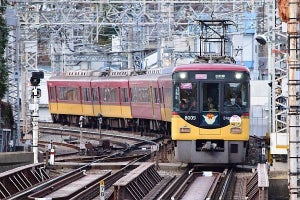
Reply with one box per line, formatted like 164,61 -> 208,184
136,87 -> 150,103
159,88 -> 162,103
144,88 -> 150,102
131,87 -> 151,103
58,87 -> 78,101
83,88 -> 91,102
164,87 -> 172,107
100,88 -> 105,102
69,88 -> 78,101
92,88 -> 99,102
49,87 -> 56,100
58,87 -> 66,100
230,144 -> 238,153
121,88 -> 129,102
154,88 -> 160,103
101,88 -> 119,102
110,88 -> 118,102
130,88 -> 136,102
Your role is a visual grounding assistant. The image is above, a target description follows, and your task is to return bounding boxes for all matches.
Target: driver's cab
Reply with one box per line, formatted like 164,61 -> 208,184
223,82 -> 249,113
173,81 -> 249,114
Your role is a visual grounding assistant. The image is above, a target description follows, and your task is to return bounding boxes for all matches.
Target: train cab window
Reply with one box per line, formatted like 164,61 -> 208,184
224,82 -> 249,112
202,83 -> 219,111
173,82 -> 197,111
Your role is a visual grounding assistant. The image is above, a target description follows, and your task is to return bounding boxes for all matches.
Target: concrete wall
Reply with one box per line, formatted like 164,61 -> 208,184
0,152 -> 34,173
250,80 -> 269,137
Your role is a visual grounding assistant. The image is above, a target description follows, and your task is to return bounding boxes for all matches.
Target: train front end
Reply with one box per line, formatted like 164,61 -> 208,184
171,63 -> 250,164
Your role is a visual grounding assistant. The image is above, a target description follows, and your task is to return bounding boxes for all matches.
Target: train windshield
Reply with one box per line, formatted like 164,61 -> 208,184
173,72 -> 250,113
223,82 -> 249,112
174,82 -> 197,112
173,81 -> 249,113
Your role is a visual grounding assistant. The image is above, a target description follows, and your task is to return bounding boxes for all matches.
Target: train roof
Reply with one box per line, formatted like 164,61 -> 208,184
48,75 -> 93,81
173,63 -> 250,73
129,73 -> 164,81
90,75 -> 130,82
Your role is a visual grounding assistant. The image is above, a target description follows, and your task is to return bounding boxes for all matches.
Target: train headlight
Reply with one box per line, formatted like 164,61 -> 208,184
235,72 -> 243,79
179,72 -> 187,79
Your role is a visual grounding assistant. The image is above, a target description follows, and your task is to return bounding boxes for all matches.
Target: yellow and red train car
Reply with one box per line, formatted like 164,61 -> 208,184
47,70 -> 172,132
171,63 -> 250,163
91,75 -> 132,128
48,72 -> 93,125
47,62 -> 250,164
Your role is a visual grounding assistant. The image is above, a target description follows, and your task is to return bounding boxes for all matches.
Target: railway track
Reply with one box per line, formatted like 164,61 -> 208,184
2,162 -> 255,200
5,123 -> 261,199
10,153 -> 152,199
3,124 -> 166,199
35,122 -> 166,161
38,122 -> 162,150
159,167 -> 255,200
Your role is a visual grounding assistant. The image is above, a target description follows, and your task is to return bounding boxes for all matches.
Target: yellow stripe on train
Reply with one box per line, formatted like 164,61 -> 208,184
171,115 -> 249,141
49,102 -> 132,118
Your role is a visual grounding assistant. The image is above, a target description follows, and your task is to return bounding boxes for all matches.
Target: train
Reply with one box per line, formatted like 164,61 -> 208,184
171,62 -> 250,163
47,60 -> 250,164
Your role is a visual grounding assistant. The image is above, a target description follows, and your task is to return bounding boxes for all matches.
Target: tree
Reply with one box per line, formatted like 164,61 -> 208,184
0,1 -> 8,99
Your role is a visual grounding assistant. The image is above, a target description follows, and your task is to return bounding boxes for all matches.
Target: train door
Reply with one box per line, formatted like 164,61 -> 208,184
48,86 -> 58,113
160,87 -> 166,120
200,82 -> 221,134
150,84 -> 162,120
120,87 -> 131,118
82,87 -> 93,116
91,86 -> 101,116
79,86 -> 84,114
149,86 -> 154,118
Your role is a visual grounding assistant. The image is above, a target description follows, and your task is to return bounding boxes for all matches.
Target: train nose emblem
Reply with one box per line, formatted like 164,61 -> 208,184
230,115 -> 241,127
203,113 -> 218,125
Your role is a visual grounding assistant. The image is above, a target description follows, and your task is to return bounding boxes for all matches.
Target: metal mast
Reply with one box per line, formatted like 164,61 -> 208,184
5,6 -> 21,146
5,0 -> 263,146
287,0 -> 300,198
265,1 -> 289,156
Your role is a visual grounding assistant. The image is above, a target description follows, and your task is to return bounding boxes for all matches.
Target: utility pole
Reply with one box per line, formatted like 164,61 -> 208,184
287,0 -> 300,199
31,86 -> 39,164
79,116 -> 85,155
98,113 -> 102,146
30,71 -> 44,164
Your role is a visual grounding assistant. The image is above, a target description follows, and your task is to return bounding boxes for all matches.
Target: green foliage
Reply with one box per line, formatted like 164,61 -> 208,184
99,26 -> 118,46
0,3 -> 8,99
0,59 -> 8,99
0,2 -> 12,130
1,101 -> 14,129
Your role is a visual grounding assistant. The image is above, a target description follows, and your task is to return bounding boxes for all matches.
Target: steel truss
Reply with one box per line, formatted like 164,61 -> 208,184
287,0 -> 300,198
5,0 -> 263,145
266,1 -> 289,155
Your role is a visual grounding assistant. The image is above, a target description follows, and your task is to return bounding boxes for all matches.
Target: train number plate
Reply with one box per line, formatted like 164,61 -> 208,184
185,115 -> 196,120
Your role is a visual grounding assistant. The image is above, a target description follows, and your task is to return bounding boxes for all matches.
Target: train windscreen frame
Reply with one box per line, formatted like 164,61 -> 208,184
172,70 -> 250,127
